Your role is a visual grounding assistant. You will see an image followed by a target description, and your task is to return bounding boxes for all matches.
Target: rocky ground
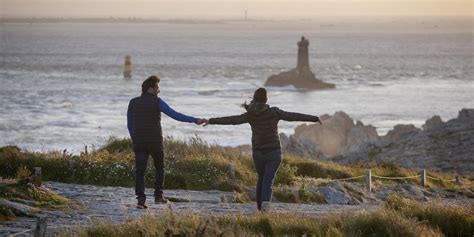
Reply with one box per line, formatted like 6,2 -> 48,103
1,182 -> 379,236
2,181 -> 472,236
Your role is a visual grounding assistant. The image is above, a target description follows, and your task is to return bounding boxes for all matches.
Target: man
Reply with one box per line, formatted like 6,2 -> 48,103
127,75 -> 205,209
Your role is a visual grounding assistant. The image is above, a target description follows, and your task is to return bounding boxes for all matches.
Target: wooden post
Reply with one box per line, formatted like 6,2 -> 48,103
34,167 -> 42,187
420,169 -> 426,187
34,216 -> 47,237
228,163 -> 236,183
455,175 -> 461,185
366,169 -> 371,193
123,55 -> 132,78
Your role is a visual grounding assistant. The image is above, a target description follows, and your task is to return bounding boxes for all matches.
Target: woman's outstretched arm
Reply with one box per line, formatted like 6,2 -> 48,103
209,113 -> 248,125
277,108 -> 320,123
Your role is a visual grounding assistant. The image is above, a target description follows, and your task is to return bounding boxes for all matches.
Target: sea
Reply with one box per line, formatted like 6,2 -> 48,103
1,18 -> 473,153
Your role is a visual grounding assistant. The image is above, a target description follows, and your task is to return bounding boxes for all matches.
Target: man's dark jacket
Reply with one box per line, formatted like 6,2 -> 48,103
128,93 -> 162,145
209,102 -> 319,151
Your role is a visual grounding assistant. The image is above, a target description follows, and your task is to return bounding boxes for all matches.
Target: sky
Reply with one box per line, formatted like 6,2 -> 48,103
2,0 -> 472,19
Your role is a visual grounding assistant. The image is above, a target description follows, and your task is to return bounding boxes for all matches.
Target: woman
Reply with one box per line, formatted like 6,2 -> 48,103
205,88 -> 322,211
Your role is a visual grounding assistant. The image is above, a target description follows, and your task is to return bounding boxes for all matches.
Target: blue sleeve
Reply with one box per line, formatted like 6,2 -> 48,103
159,99 -> 198,123
127,102 -> 133,136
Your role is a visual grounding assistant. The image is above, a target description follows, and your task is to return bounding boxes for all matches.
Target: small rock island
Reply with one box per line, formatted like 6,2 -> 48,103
265,36 -> 335,90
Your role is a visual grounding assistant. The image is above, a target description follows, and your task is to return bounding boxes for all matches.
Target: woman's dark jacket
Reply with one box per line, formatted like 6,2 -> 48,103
209,102 -> 319,151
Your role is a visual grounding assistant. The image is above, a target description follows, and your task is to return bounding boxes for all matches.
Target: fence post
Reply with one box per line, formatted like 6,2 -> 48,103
420,169 -> 426,187
228,163 -> 236,184
455,175 -> 461,185
34,216 -> 47,237
366,169 -> 371,192
33,167 -> 42,187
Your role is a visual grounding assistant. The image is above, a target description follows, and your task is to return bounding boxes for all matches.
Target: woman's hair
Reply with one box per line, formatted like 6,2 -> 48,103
142,75 -> 160,93
242,87 -> 267,108
253,87 -> 267,103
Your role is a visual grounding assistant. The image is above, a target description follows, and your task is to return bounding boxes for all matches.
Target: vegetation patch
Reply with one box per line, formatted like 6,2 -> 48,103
386,194 -> 474,237
68,208 -> 446,237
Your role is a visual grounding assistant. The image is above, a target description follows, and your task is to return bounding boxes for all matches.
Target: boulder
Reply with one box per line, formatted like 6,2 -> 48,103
422,115 -> 443,131
457,108 -> 474,122
318,182 -> 376,205
0,198 -> 40,216
285,111 -> 378,158
319,183 -> 353,205
384,124 -> 420,141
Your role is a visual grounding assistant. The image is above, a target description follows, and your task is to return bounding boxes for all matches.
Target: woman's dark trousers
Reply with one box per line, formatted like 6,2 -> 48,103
252,149 -> 282,210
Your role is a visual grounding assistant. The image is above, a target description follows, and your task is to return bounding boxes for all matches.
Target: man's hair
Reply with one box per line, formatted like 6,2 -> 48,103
252,87 -> 267,103
142,75 -> 160,93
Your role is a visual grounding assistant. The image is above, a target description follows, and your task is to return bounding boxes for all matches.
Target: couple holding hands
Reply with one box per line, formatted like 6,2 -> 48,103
127,75 -> 322,210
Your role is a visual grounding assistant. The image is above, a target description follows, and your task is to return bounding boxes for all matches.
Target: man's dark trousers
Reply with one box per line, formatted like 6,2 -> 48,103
134,143 -> 164,203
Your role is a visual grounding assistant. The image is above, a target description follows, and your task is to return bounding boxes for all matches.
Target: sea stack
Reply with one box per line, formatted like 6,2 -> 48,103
123,55 -> 132,79
265,36 -> 335,90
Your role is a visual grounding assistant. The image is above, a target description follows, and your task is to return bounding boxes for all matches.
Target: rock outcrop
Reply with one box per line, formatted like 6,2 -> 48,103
282,108 -> 474,175
338,109 -> 474,175
281,111 -> 378,159
265,36 -> 335,90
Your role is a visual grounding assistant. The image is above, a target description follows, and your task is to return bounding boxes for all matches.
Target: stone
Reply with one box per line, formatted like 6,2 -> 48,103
457,108 -> 474,122
319,184 -> 352,205
384,124 -> 421,141
0,198 -> 40,217
422,115 -> 443,131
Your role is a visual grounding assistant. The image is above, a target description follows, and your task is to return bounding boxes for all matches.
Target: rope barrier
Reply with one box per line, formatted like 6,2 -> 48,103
226,163 -> 465,185
10,229 -> 32,236
426,176 -> 456,182
372,175 -> 420,180
326,175 -> 365,182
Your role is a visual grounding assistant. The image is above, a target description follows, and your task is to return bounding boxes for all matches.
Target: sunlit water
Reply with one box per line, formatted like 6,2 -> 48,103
1,19 -> 473,152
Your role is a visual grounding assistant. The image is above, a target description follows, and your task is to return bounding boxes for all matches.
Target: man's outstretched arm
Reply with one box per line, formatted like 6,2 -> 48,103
159,98 -> 199,123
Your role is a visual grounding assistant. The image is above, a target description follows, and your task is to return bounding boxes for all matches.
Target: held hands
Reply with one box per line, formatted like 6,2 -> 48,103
196,118 -> 209,126
316,116 -> 322,125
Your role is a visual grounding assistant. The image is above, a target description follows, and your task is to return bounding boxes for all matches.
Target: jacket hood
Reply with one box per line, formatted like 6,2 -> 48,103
245,101 -> 270,115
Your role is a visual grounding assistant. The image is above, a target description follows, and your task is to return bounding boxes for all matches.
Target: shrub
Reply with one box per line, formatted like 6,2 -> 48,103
15,165 -> 31,180
0,146 -> 22,159
273,185 -> 326,204
274,163 -> 297,185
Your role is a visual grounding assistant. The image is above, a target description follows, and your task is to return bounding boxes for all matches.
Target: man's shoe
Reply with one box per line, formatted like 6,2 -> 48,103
155,197 -> 170,204
261,201 -> 271,213
136,203 -> 148,209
